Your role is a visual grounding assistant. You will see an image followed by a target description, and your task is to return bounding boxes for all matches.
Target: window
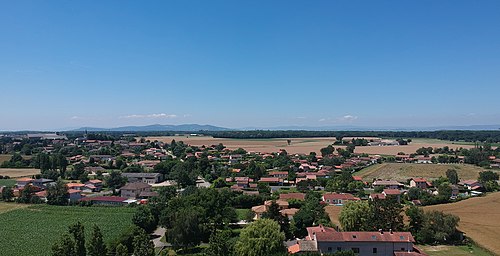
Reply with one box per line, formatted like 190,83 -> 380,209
352,248 -> 360,253
337,247 -> 342,251
328,247 -> 332,252
373,248 -> 377,253
401,248 -> 405,251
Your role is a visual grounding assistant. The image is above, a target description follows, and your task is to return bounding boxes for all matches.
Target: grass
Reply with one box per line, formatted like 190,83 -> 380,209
420,244 -> 493,256
0,179 -> 15,187
425,192 -> 500,255
0,204 -> 136,256
0,202 -> 29,213
236,208 -> 251,221
0,154 -> 12,163
354,163 -> 494,182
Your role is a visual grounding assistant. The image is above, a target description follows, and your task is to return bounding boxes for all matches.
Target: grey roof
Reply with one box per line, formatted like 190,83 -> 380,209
120,182 -> 151,190
122,172 -> 160,178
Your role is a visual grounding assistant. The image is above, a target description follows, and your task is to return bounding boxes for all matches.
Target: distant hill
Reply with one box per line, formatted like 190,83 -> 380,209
71,124 -> 231,132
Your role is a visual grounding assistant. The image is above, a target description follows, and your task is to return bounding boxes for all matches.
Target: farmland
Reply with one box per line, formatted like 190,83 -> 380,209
425,192 -> 500,255
0,154 -> 12,163
0,204 -> 136,256
0,168 -> 41,178
420,245 -> 493,256
146,136 -> 475,155
355,163 -> 492,182
0,202 -> 28,213
325,205 -> 343,227
0,179 -> 15,187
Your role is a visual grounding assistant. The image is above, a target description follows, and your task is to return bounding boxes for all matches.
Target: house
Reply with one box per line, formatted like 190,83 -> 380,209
67,183 -> 86,191
85,179 -> 103,192
322,193 -> 360,205
251,205 -> 267,220
80,196 -> 128,206
459,180 -> 482,191
382,189 -> 402,203
416,156 -> 432,164
122,172 -> 162,184
258,177 -> 283,185
16,178 -> 34,188
120,182 -> 152,198
451,185 -> 460,198
280,208 -> 300,220
280,192 -> 306,201
409,178 -> 430,189
32,178 -> 55,189
288,225 -> 425,256
372,180 -> 404,190
68,189 -> 83,201
269,171 -> 288,178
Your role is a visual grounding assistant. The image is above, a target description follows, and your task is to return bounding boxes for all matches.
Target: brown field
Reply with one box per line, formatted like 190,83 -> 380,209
145,136 -> 475,155
0,168 -> 41,178
0,202 -> 28,214
355,163 -> 494,182
325,205 -> 343,227
0,154 -> 12,163
425,192 -> 500,255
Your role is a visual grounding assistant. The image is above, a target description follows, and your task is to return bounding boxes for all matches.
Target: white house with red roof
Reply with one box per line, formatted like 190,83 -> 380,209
322,193 -> 360,205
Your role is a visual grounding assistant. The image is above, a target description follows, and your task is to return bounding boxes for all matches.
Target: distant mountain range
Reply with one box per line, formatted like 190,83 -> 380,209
71,124 -> 230,132
69,124 -> 500,132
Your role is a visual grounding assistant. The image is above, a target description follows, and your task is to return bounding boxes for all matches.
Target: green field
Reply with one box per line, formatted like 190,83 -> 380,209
0,179 -> 15,187
0,204 -> 136,256
420,245 -> 493,256
236,208 -> 251,221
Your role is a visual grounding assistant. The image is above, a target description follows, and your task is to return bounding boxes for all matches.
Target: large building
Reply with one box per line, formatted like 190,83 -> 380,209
122,172 -> 162,184
289,225 -> 426,256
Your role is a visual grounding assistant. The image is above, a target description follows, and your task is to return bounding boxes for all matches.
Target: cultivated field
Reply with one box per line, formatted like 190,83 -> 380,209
0,204 -> 136,256
420,245 -> 493,256
146,136 -> 475,155
355,163 -> 492,182
0,168 -> 41,178
0,154 -> 12,163
0,202 -> 28,214
425,192 -> 500,255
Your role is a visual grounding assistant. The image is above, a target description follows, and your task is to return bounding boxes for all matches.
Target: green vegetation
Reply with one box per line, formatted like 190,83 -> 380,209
235,208 -> 251,221
421,244 -> 493,256
0,179 -> 15,187
0,205 -> 136,256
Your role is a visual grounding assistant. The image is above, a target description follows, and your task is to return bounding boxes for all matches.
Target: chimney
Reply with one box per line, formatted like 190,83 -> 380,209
379,229 -> 383,234
390,229 -> 393,234
312,232 -> 317,241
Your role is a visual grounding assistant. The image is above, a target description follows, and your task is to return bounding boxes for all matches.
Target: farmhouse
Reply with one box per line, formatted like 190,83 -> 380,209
409,178 -> 430,189
322,193 -> 360,205
122,172 -> 162,184
120,182 -> 152,198
15,178 -> 34,188
459,180 -> 482,191
288,225 -> 425,255
372,180 -> 404,190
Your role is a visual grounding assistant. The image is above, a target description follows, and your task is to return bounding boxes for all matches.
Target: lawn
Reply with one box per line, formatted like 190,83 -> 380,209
420,244 -> 493,256
236,208 -> 251,221
355,163 -> 493,182
0,179 -> 15,187
0,204 -> 136,256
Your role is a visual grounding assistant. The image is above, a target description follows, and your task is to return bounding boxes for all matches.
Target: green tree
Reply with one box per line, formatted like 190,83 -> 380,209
445,169 -> 459,184
106,171 -> 126,190
234,219 -> 285,256
478,171 -> 499,184
368,198 -> 404,231
133,205 -> 158,233
419,210 -> 460,244
46,180 -> 69,205
262,201 -> 293,239
339,201 -> 371,231
51,233 -> 76,256
115,244 -> 128,256
438,182 -> 452,198
69,222 -> 86,256
406,206 -> 424,235
87,225 -> 107,256
205,230 -> 234,256
133,229 -> 155,256
166,206 -> 203,250
1,186 -> 13,201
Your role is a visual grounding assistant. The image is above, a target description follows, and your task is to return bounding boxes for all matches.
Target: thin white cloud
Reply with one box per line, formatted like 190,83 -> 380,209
319,118 -> 327,122
70,116 -> 83,120
120,113 -> 177,119
340,115 -> 358,122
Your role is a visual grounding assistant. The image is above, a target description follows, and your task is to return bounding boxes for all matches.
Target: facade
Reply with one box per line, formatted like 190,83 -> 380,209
409,178 -> 429,189
322,193 -> 360,205
120,182 -> 152,198
122,172 -> 162,184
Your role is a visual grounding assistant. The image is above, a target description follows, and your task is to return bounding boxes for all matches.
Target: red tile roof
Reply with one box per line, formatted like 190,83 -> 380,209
280,193 -> 306,201
322,193 -> 359,201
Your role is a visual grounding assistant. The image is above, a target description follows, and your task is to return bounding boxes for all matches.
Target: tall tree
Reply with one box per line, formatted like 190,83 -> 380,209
445,169 -> 459,184
87,225 -> 107,256
133,205 -> 158,233
69,222 -> 86,256
1,186 -> 13,201
205,230 -> 234,256
115,244 -> 128,256
339,201 -> 371,231
51,233 -> 76,256
234,219 -> 285,256
133,229 -> 155,256
166,206 -> 203,250
46,180 -> 69,205
368,198 -> 404,231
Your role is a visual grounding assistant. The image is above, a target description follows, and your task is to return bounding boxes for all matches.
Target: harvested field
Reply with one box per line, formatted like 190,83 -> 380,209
0,168 -> 41,178
145,136 -> 475,155
0,154 -> 12,163
355,163 -> 492,182
325,205 -> 343,228
0,202 -> 28,214
425,192 -> 500,255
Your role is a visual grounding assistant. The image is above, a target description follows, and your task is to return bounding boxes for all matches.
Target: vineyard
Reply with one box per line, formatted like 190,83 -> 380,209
0,204 -> 136,256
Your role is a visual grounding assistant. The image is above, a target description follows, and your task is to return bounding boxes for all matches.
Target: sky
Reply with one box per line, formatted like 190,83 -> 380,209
1,0 -> 500,131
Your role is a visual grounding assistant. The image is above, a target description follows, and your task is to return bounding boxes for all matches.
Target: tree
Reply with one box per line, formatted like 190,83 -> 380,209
133,205 -> 158,233
368,198 -> 404,231
438,182 -> 452,198
106,171 -> 126,190
205,230 -> 234,256
1,186 -> 13,201
478,171 -> 499,184
320,145 -> 335,157
419,210 -> 460,244
47,180 -> 69,205
407,187 -> 422,201
406,206 -> 424,235
262,201 -> 293,239
446,169 -> 459,184
234,219 -> 285,256
166,206 -> 203,250
115,244 -> 128,256
133,229 -> 155,256
51,233 -> 76,256
17,184 -> 36,204
87,225 -> 107,256
69,222 -> 86,256
339,201 -> 371,231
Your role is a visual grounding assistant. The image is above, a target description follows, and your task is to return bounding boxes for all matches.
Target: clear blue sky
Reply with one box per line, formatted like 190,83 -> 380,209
1,0 -> 499,130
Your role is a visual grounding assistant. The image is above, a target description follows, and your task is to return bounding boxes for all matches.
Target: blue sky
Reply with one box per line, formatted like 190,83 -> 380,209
1,0 -> 499,130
